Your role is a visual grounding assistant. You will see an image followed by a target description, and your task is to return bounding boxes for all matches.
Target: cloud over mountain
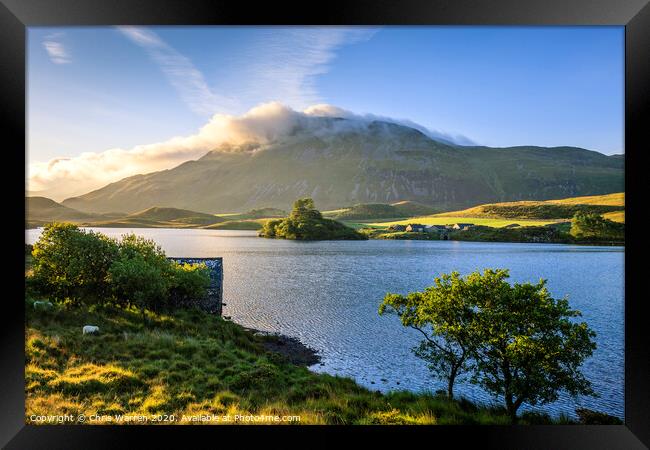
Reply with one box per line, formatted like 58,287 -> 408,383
28,102 -> 474,201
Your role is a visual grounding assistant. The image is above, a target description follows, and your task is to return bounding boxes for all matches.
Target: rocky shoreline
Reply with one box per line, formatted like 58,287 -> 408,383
244,327 -> 321,367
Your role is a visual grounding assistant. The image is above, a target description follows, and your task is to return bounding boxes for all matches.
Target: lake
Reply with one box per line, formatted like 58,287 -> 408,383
26,228 -> 625,419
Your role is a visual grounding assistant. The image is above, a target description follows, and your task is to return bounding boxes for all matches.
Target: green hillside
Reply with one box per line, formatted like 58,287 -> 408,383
329,201 -> 438,221
81,207 -> 224,228
27,196 -> 97,226
26,196 -> 121,228
204,219 -> 266,230
28,298 -> 571,424
368,192 -> 625,229
434,193 -> 625,221
61,118 -> 623,215
127,207 -> 221,224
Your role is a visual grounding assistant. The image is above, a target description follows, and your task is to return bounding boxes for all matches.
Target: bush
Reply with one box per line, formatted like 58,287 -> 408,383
570,212 -> 624,241
108,254 -> 168,312
575,408 -> 623,425
30,224 -> 209,313
167,262 -> 211,309
31,223 -> 118,305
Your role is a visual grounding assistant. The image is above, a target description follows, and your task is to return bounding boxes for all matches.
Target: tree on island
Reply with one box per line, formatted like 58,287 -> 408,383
259,198 -> 367,240
379,268 -> 597,423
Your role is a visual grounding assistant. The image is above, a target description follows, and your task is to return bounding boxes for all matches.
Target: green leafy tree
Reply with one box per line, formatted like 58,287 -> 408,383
31,223 -> 118,305
468,269 -> 597,422
379,272 -> 479,399
259,198 -> 366,240
289,198 -> 322,221
570,211 -> 624,240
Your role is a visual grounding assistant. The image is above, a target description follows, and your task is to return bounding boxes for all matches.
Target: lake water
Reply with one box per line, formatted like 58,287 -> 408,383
26,228 -> 625,419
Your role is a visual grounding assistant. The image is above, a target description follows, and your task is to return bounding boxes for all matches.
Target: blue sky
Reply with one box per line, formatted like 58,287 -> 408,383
27,26 -> 624,199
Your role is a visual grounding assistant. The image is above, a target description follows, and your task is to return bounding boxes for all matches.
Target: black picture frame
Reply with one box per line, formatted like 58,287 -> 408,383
2,0 -> 648,448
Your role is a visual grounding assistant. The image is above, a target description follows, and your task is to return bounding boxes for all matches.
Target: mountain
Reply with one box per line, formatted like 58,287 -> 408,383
61,118 -> 624,214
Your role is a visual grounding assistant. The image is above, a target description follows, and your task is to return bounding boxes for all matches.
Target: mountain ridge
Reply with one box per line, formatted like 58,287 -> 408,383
60,117 -> 623,214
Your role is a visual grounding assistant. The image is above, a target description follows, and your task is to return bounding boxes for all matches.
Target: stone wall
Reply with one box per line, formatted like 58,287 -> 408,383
168,257 -> 223,316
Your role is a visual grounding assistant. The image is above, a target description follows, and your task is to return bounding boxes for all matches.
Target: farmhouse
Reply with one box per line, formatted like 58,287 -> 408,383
405,224 -> 426,233
425,225 -> 449,233
452,223 -> 475,231
388,224 -> 407,232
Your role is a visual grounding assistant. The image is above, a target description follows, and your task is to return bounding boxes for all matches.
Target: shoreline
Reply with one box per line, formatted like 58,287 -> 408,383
241,326 -> 322,367
26,226 -> 624,247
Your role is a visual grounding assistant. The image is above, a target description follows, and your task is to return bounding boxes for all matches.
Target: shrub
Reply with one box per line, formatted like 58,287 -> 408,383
570,211 -> 624,241
108,254 -> 168,313
31,223 -> 118,305
167,262 -> 210,309
31,224 -> 209,313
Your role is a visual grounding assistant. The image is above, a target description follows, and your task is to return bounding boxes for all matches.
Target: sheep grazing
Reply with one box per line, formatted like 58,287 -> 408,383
33,301 -> 53,311
82,325 -> 99,335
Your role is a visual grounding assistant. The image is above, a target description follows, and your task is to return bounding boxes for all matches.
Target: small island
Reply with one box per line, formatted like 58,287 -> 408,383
259,198 -> 367,241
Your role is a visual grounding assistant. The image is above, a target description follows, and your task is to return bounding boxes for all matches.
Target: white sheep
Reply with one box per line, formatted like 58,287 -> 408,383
82,325 -> 99,335
33,300 -> 53,310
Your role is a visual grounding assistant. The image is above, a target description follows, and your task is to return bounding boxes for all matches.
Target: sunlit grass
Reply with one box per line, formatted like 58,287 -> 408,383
25,295 -> 572,425
365,216 -> 559,228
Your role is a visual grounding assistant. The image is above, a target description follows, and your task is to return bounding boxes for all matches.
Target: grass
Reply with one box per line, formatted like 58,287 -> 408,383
363,192 -> 624,230
602,211 -> 625,223
548,192 -> 624,206
366,216 -> 559,229
25,296 -> 576,425
203,219 -> 267,230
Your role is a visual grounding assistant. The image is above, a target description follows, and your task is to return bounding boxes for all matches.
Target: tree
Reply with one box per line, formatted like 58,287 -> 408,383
259,198 -> 366,240
570,211 -> 624,240
31,223 -> 118,305
468,269 -> 597,422
289,198 -> 321,221
378,272 -> 479,399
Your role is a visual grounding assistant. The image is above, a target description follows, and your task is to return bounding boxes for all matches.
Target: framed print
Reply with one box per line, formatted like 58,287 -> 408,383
2,0 -> 648,448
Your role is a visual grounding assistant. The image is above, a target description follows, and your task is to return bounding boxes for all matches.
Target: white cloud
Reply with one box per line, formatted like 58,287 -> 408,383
227,27 -> 378,110
43,33 -> 71,64
28,102 -> 474,201
117,26 -> 377,117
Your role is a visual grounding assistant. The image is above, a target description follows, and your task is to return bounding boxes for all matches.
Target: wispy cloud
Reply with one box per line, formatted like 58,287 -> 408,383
117,26 -> 237,116
43,32 -> 71,64
227,27 -> 378,110
117,26 -> 377,116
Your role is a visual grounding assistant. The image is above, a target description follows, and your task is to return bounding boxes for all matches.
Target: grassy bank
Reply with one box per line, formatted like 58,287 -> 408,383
25,297 -> 580,425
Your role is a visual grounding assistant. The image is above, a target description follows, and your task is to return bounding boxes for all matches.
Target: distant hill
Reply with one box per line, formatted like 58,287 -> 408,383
83,206 -> 224,228
127,206 -> 220,224
25,198 -> 290,230
330,201 -> 438,221
26,196 -> 100,227
368,192 -> 625,229
60,117 -> 623,214
435,193 -> 625,221
547,192 -> 624,206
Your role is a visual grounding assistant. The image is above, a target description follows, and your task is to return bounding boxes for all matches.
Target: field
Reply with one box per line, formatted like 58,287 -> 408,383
363,216 -> 560,229
26,297 -> 567,425
362,192 -> 624,229
549,192 -> 624,206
